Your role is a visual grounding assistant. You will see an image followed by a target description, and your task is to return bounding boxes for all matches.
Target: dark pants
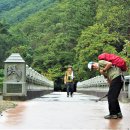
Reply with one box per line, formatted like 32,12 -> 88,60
108,75 -> 123,115
66,82 -> 74,96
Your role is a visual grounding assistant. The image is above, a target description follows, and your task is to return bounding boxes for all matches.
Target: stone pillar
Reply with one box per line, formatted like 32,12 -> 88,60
3,53 -> 26,97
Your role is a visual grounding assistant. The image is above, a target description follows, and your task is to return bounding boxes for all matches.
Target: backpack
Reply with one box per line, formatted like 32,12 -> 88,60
98,53 -> 127,71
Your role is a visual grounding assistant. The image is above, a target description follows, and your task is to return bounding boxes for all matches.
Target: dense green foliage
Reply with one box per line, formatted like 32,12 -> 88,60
75,0 -> 130,79
0,0 -> 57,24
0,0 -> 130,83
10,0 -> 97,80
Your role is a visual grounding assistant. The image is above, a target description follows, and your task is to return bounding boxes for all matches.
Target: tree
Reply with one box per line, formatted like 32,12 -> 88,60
75,23 -> 125,79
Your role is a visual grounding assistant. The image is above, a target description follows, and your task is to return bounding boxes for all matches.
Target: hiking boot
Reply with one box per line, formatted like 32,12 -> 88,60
104,115 -> 118,119
117,112 -> 123,118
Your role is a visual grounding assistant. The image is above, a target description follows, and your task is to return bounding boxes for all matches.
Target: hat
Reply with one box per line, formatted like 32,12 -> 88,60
67,65 -> 72,68
88,62 -> 94,70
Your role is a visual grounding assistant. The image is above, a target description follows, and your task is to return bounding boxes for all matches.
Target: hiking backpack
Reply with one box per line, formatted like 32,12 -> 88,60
98,53 -> 127,71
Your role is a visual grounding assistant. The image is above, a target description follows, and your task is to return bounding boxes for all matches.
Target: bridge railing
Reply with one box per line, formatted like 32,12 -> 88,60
77,75 -> 109,91
77,75 -> 130,98
26,65 -> 53,89
3,53 -> 54,97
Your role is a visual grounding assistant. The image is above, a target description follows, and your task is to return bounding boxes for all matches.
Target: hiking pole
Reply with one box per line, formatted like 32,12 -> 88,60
95,94 -> 108,102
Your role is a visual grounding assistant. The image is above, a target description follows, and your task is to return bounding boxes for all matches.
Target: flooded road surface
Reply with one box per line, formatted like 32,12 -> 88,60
0,92 -> 130,130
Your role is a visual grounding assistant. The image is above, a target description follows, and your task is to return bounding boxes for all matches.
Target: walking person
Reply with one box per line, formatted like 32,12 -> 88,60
88,60 -> 124,119
64,65 -> 74,97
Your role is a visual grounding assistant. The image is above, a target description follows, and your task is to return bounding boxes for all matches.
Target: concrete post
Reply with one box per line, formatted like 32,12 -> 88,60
3,53 -> 26,97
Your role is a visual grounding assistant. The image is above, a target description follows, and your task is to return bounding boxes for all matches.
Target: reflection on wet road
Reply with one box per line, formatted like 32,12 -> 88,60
0,92 -> 130,130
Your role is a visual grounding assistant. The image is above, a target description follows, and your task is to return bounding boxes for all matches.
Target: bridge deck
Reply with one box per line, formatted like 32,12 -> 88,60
0,92 -> 130,130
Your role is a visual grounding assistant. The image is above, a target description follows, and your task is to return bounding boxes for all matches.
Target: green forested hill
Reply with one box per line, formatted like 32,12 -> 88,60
0,0 -> 130,82
10,0 -> 97,80
0,0 -> 57,68
0,0 -> 57,24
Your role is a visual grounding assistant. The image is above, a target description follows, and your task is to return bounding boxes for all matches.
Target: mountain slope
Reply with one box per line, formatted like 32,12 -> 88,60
10,0 -> 97,80
0,0 -> 57,24
0,0 -> 130,81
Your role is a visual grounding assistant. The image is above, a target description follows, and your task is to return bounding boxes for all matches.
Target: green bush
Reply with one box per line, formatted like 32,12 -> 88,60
0,69 -> 4,77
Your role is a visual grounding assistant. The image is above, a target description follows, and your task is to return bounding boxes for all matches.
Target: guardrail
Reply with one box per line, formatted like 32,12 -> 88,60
26,65 -> 53,90
3,53 -> 54,98
77,75 -> 109,91
77,75 -> 130,98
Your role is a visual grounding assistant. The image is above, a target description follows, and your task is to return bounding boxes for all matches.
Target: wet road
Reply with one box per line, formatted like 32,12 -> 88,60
0,92 -> 130,130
